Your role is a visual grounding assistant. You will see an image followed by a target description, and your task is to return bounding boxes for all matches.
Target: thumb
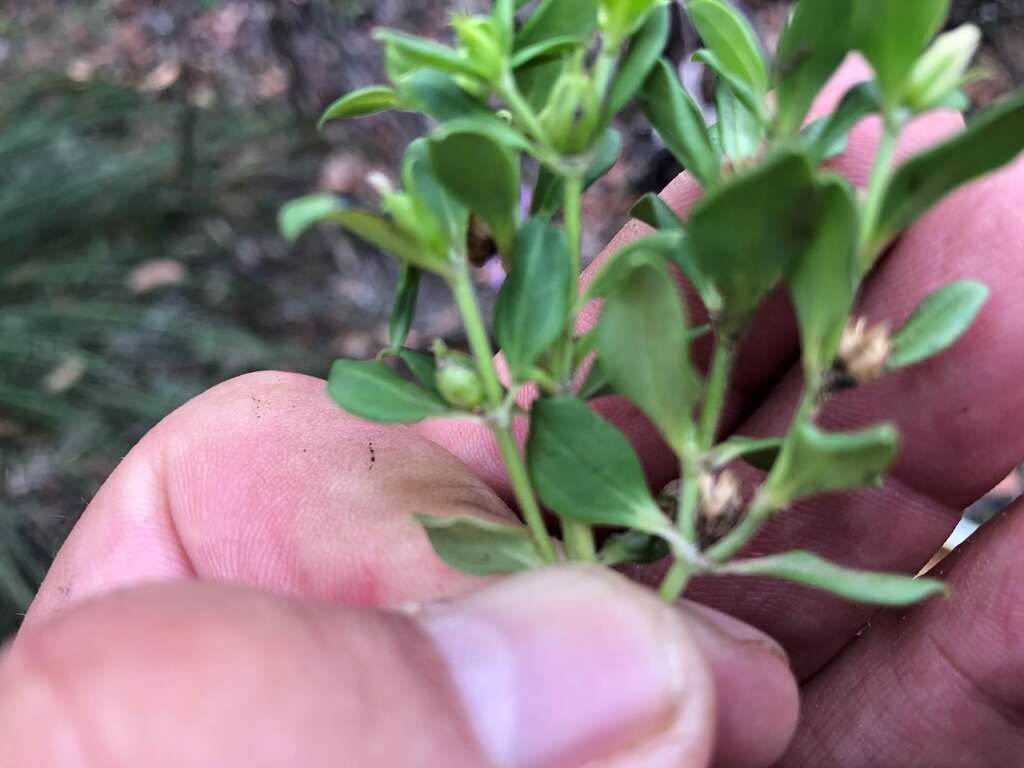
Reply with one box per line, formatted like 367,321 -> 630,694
1,567 -> 792,767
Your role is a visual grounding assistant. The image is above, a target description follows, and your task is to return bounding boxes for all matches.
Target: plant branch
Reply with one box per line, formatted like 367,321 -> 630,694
558,171 -> 596,560
450,264 -> 558,563
698,339 -> 735,450
858,115 -> 904,270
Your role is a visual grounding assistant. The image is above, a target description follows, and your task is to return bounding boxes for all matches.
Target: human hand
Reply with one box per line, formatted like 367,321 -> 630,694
5,58 -> 1024,767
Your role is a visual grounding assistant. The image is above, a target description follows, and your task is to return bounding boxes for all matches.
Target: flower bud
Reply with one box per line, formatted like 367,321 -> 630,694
904,24 -> 981,112
539,57 -> 600,155
452,15 -> 504,84
837,318 -> 892,386
435,356 -> 486,410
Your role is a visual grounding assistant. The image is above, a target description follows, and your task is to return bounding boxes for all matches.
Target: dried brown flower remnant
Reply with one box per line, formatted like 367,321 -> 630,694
697,471 -> 743,547
838,318 -> 892,385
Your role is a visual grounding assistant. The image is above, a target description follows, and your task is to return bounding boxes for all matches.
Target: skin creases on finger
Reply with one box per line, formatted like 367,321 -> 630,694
780,497 -> 1024,766
24,371 -> 513,628
3,567 -> 799,768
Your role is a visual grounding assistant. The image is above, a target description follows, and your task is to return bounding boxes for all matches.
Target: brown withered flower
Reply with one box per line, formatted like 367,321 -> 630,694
836,317 -> 893,387
697,470 -> 743,548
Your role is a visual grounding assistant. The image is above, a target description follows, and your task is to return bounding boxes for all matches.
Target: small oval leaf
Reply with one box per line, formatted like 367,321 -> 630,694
686,0 -> 768,94
766,422 -> 899,504
638,59 -> 719,189
598,263 -> 695,448
495,219 -> 572,380
527,396 -> 666,529
328,359 -> 450,423
889,280 -> 989,369
724,551 -> 948,606
318,86 -> 400,128
429,127 -> 521,254
415,514 -> 544,575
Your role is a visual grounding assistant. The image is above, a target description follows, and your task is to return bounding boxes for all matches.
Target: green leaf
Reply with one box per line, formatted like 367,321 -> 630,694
584,231 -> 683,299
766,422 -> 899,504
388,266 -> 421,354
396,70 -> 491,122
279,194 -> 346,242
531,129 -> 622,220
318,86 -> 401,128
787,177 -> 860,377
328,359 -> 450,423
686,0 -> 768,94
853,0 -> 950,105
713,80 -> 762,162
518,0 -> 599,49
495,219 -> 572,380
774,0 -> 855,136
630,192 -> 684,232
598,530 -> 670,566
511,35 -> 585,69
279,196 -> 447,273
606,4 -> 670,116
401,139 -> 469,246
429,128 -> 521,254
801,81 -> 881,164
695,48 -> 767,126
638,59 -> 719,189
492,0 -> 516,50
724,551 -> 948,606
871,93 -> 1024,254
397,349 -> 439,392
598,264 -> 696,447
712,435 -> 783,471
415,515 -> 544,575
577,360 -> 616,400
527,396 -> 666,529
376,29 -> 485,80
889,281 -> 989,369
687,150 -> 818,334
599,0 -> 666,47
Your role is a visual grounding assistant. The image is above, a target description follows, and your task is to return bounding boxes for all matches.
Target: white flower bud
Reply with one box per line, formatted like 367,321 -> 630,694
904,24 -> 981,112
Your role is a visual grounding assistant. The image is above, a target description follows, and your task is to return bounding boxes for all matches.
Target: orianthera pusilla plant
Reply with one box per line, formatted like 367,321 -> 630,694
280,0 -> 1024,605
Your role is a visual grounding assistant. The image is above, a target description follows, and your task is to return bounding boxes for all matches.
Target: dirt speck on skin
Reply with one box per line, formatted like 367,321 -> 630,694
368,440 -> 376,470
57,583 -> 72,601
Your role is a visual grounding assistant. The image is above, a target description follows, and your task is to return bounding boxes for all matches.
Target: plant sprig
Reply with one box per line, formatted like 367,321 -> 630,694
280,0 -> 1024,608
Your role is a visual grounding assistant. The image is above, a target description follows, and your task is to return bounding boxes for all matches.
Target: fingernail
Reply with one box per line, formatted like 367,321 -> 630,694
417,566 -> 713,768
681,601 -> 788,664
680,602 -> 799,768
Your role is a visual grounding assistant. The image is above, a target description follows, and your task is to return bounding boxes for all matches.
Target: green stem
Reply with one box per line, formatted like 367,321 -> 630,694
451,265 -> 558,563
592,43 -> 620,104
563,521 -> 597,561
858,116 -> 902,270
698,340 -> 735,450
705,387 -> 819,562
563,172 -> 585,297
659,559 -> 691,602
557,171 -> 596,560
500,72 -> 550,147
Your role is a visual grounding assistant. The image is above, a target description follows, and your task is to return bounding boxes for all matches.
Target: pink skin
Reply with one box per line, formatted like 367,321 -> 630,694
5,57 -> 1024,765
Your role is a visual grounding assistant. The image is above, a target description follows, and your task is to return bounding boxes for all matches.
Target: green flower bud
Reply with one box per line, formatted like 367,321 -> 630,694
539,57 -> 601,155
452,15 -> 504,84
599,0 -> 665,48
435,358 -> 486,410
904,24 -> 981,112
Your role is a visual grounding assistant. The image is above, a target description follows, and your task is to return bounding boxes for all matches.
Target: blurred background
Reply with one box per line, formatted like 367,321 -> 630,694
1,0 -> 1022,637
